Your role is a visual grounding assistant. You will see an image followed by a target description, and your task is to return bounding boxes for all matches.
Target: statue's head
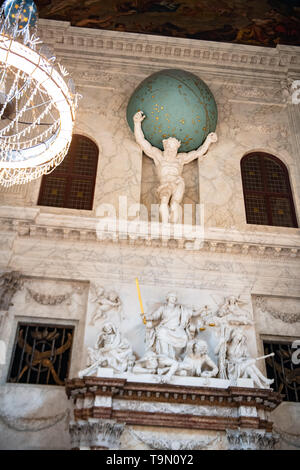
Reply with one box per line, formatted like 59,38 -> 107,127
101,322 -> 116,341
108,291 -> 118,302
193,340 -> 208,355
227,296 -> 237,305
96,322 -> 116,347
162,137 -> 181,153
166,292 -> 177,304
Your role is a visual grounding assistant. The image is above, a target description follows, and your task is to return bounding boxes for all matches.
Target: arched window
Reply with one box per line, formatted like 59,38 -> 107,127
38,135 -> 98,210
241,152 -> 298,228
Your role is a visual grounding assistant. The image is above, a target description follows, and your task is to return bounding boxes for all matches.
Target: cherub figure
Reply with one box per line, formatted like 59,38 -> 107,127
90,285 -> 121,325
134,111 -> 217,224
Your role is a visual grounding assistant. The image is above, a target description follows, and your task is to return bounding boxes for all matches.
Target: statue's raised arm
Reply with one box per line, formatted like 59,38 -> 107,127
180,132 -> 217,165
134,111 -> 162,164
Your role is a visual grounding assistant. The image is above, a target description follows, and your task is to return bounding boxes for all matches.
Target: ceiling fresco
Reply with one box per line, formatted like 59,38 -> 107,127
38,0 -> 300,48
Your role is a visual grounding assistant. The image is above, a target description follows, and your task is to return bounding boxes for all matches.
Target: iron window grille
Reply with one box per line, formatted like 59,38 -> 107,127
38,134 -> 99,210
7,323 -> 74,386
241,153 -> 298,228
263,340 -> 300,402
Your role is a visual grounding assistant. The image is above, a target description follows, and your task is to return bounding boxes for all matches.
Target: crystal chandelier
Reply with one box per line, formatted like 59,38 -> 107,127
0,0 -> 78,187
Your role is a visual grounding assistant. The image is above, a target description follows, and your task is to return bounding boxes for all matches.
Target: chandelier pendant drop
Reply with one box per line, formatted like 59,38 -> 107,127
0,0 -> 79,186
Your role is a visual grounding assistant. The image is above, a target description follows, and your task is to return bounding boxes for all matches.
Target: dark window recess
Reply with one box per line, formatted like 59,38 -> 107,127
241,153 -> 298,228
7,323 -> 74,386
263,341 -> 300,402
38,134 -> 99,210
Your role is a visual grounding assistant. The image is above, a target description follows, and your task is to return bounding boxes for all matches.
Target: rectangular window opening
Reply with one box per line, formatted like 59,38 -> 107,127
7,322 -> 74,386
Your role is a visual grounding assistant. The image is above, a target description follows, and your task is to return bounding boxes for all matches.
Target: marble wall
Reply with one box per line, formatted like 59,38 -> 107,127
0,20 -> 299,449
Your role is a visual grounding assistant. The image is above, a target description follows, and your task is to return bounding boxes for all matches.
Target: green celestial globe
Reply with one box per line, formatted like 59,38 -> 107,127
127,69 -> 217,152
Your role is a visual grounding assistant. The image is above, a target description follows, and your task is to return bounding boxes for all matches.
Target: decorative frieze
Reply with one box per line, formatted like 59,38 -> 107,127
66,376 -> 282,437
254,296 -> 300,324
37,20 -> 300,75
0,214 -> 299,260
0,410 -> 70,432
26,287 -> 72,306
128,428 -> 223,450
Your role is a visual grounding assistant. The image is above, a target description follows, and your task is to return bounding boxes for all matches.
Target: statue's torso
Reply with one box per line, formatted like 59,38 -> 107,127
160,304 -> 183,329
156,157 -> 184,182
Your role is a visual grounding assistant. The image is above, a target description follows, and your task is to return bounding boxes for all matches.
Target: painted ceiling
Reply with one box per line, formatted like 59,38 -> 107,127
38,0 -> 300,48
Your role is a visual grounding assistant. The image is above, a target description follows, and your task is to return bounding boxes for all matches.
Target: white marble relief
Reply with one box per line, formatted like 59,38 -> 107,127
79,291 -> 271,388
124,428 -> 225,451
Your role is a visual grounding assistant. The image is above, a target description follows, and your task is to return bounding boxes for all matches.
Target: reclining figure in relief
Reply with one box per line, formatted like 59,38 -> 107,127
134,110 -> 217,224
133,339 -> 218,384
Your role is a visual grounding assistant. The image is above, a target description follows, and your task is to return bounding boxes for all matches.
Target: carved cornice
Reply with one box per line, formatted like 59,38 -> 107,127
66,376 -> 282,433
37,20 -> 300,77
0,211 -> 299,261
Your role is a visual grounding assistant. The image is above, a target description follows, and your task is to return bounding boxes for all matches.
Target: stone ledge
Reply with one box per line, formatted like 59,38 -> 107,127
0,210 -> 299,259
37,19 -> 300,74
66,376 -> 282,433
66,376 -> 282,410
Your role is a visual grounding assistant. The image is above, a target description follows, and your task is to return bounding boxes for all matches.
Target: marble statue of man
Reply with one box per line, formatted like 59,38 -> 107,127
177,339 -> 218,378
79,322 -> 135,377
134,111 -> 217,224
145,292 -> 200,360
